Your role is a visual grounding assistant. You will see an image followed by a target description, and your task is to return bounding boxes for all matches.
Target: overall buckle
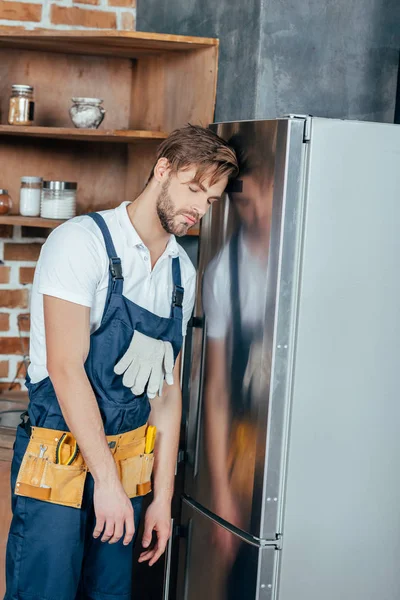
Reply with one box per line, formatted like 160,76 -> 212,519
172,285 -> 184,308
109,257 -> 123,280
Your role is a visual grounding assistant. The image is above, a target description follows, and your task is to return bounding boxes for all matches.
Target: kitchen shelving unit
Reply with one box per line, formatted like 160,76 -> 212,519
0,30 -> 219,235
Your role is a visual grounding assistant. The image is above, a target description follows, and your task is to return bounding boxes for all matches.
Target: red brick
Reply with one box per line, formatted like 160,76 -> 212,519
17,313 -> 30,332
108,0 -> 135,7
0,225 -> 14,238
0,382 -> 21,391
73,0 -> 99,5
16,360 -> 29,379
51,5 -> 116,28
0,337 -> 28,355
4,243 -> 42,261
19,267 -> 36,285
0,266 -> 10,284
0,313 -> 10,331
0,290 -> 29,309
121,11 -> 135,28
0,361 -> 9,378
0,1 -> 42,21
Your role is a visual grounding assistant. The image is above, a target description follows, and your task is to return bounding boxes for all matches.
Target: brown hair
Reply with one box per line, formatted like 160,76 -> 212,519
147,124 -> 239,186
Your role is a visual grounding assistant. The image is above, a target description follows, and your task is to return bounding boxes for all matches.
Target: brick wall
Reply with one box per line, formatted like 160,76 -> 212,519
0,0 -> 136,31
0,225 -> 46,390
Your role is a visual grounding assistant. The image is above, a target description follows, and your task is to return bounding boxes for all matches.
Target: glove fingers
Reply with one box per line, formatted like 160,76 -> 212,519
132,364 -> 152,396
114,331 -> 139,375
122,358 -> 139,388
114,352 -> 133,376
147,363 -> 163,397
158,374 -> 164,398
163,342 -> 174,385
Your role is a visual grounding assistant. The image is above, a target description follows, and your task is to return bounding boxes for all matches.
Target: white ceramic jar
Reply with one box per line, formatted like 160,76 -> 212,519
20,176 -> 43,217
69,97 -> 106,129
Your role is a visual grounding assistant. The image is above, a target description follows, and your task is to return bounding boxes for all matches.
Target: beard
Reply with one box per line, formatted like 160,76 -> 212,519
156,179 -> 196,237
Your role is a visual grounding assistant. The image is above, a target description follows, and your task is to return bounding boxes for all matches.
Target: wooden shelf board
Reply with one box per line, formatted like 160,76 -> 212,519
0,30 -> 218,59
0,215 -> 65,228
0,214 -> 200,236
0,125 -> 168,143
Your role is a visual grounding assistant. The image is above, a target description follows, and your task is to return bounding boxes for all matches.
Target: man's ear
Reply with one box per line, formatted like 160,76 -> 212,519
153,158 -> 171,183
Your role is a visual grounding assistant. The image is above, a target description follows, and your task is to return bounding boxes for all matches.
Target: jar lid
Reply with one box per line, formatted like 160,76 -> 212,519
21,176 -> 43,184
0,189 -> 9,195
12,85 -> 34,92
72,97 -> 103,105
43,181 -> 78,191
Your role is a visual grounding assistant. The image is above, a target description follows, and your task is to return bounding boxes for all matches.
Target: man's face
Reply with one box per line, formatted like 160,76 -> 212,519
156,167 -> 228,237
231,174 -> 273,238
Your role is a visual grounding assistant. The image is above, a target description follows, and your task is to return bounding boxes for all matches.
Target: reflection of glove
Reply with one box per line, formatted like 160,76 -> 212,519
114,331 -> 165,397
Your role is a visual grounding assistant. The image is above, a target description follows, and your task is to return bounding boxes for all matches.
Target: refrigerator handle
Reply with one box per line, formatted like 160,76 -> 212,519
183,518 -> 193,600
162,518 -> 174,600
193,318 -> 207,478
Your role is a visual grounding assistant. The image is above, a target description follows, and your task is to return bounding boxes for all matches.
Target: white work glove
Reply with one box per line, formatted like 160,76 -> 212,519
162,341 -> 174,386
114,331 -> 174,398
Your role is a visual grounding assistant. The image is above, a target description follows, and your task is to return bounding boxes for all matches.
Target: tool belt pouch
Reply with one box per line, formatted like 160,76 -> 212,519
117,439 -> 155,499
15,434 -> 87,509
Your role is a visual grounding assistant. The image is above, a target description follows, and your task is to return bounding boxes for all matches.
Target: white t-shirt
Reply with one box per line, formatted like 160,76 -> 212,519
28,201 -> 196,383
202,230 -> 268,339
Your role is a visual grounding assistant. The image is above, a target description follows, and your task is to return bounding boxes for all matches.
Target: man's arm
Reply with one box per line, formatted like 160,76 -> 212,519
138,353 -> 182,566
44,295 -> 135,546
203,338 -> 231,502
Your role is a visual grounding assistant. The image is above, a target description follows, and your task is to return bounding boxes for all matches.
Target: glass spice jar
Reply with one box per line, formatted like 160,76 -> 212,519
20,177 -> 43,217
8,85 -> 35,126
0,190 -> 13,215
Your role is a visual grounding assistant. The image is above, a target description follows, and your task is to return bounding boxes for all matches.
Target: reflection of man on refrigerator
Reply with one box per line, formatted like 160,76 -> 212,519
202,127 -> 276,595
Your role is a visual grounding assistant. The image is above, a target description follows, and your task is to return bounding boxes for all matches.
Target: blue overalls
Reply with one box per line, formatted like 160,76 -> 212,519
5,212 -> 184,600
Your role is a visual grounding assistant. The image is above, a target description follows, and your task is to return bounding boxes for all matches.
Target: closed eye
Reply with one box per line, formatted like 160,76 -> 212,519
189,187 -> 200,193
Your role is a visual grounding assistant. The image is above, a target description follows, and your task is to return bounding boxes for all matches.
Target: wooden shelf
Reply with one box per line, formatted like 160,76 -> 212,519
0,126 -> 168,144
0,30 -> 218,59
0,215 -> 65,229
0,214 -> 199,236
0,30 -> 217,226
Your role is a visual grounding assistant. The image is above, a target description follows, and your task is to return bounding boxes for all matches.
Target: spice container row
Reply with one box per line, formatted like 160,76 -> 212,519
0,179 -> 77,219
7,84 -> 106,130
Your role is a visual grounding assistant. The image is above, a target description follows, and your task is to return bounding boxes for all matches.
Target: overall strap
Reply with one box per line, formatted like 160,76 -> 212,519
230,229 -> 251,416
87,213 -> 124,304
171,257 -> 184,320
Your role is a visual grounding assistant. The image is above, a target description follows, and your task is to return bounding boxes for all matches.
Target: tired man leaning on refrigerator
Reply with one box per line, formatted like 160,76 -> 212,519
4,125 -> 238,600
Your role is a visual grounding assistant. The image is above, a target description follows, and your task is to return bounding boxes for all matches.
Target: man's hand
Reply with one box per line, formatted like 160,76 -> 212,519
138,497 -> 172,566
93,474 -> 135,546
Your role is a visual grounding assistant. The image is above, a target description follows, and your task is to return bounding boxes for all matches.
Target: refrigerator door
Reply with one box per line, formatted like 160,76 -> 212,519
176,497 -> 279,600
276,119 -> 400,600
184,118 -> 307,540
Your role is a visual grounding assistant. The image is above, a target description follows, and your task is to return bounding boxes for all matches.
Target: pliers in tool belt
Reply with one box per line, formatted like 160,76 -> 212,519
55,433 -> 79,465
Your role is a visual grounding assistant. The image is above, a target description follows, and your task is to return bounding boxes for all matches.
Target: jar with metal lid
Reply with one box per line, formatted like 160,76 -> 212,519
20,177 -> 43,217
8,85 -> 35,126
0,190 -> 13,215
41,181 -> 77,220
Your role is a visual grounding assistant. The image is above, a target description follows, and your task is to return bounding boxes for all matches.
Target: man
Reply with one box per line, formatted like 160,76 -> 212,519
5,124 -> 238,600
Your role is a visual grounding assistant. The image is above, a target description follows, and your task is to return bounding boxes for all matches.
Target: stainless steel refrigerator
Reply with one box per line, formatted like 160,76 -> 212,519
175,116 -> 400,600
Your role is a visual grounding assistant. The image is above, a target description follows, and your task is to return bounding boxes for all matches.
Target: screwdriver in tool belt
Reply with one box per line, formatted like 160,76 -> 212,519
145,426 -> 156,454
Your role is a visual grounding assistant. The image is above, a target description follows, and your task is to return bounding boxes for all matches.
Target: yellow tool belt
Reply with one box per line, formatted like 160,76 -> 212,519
15,423 -> 156,509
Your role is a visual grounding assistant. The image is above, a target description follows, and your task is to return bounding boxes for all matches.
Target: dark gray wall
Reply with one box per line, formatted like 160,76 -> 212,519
137,0 -> 400,123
